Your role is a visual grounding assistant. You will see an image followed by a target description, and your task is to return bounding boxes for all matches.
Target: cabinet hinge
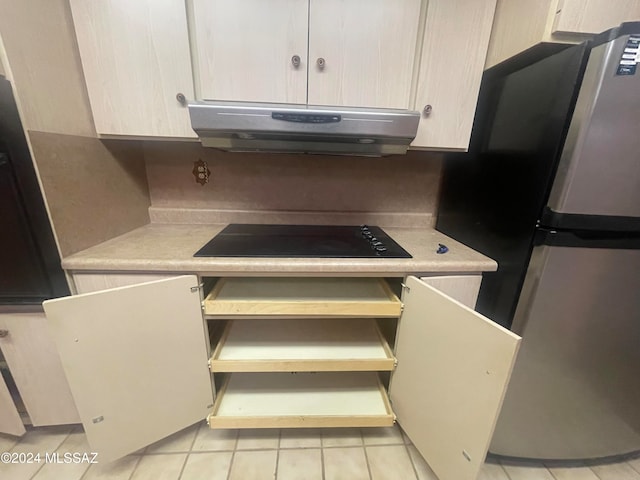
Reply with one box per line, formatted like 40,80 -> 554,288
190,283 -> 204,293
400,282 -> 410,293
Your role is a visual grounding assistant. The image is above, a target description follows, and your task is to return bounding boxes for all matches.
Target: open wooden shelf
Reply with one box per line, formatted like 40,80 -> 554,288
209,318 -> 396,372
208,372 -> 395,429
203,277 -> 402,317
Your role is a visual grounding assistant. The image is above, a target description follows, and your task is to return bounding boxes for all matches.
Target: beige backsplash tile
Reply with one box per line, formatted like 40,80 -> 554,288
144,142 -> 441,227
30,132 -> 150,257
148,207 -> 433,228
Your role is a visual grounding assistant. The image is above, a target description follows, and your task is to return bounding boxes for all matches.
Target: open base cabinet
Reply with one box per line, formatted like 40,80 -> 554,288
209,372 -> 394,429
44,275 -> 520,480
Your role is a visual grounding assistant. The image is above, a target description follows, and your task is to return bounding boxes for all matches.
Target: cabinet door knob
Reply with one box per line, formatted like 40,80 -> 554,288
291,55 -> 301,68
423,104 -> 433,116
317,57 -> 326,70
176,92 -> 187,107
0,329 -> 9,338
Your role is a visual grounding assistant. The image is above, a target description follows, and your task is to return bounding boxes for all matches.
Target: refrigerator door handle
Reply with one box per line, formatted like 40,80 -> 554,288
534,227 -> 640,249
540,207 -> 640,232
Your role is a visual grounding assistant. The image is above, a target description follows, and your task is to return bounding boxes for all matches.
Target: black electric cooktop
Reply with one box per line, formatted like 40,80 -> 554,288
194,224 -> 412,258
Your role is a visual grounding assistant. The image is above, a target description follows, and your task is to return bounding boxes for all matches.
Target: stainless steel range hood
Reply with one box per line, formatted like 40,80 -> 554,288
188,101 -> 420,156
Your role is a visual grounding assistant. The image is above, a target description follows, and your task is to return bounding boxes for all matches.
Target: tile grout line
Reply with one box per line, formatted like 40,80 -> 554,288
498,460 -> 515,480
225,450 -> 236,480
545,464 -> 560,480
360,429 -> 374,480
176,425 -> 201,480
125,456 -> 144,480
400,426 -> 422,480
126,453 -> 145,480
28,427 -> 74,480
588,465 -> 605,480
224,428 -> 240,480
402,442 -> 421,480
75,428 -> 106,480
274,429 -> 282,479
543,460 -> 599,480
320,447 -> 326,480
137,451 -> 198,456
496,461 -> 512,480
629,459 -> 640,476
187,424 -> 201,451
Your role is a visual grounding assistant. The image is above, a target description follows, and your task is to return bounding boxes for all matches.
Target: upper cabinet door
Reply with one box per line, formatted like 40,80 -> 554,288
43,276 -> 213,462
553,0 -> 640,34
69,0 -> 196,137
307,0 -> 421,109
192,0 -> 308,104
390,276 -> 520,480
411,0 -> 496,150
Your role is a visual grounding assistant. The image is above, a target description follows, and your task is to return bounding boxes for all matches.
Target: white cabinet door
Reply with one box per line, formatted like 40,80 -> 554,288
69,0 -> 196,137
43,276 -> 213,462
0,314 -> 80,426
307,0 -> 421,108
412,0 -> 496,150
553,0 -> 640,34
0,371 -> 25,436
72,273 -> 178,294
390,276 -> 520,480
192,0 -> 308,104
419,275 -> 482,310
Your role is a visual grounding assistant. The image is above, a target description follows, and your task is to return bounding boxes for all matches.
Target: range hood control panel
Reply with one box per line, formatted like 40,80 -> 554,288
272,112 -> 342,124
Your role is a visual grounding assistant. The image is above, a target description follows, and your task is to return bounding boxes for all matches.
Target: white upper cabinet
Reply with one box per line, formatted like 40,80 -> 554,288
69,0 -> 196,137
191,0 -> 308,104
192,0 -> 421,109
68,0 -> 498,149
307,0 -> 421,109
410,0 -> 497,150
487,0 -> 640,68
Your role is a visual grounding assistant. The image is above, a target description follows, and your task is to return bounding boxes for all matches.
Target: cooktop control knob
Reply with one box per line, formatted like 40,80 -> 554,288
360,225 -> 390,255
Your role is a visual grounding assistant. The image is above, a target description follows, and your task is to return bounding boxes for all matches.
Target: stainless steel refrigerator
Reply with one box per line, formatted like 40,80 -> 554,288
436,22 -> 640,460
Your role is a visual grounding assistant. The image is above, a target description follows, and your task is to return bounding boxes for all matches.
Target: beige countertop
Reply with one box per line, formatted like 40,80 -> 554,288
62,223 -> 497,276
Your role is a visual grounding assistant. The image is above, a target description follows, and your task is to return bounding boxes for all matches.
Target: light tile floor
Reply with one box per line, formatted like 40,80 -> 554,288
0,423 -> 639,480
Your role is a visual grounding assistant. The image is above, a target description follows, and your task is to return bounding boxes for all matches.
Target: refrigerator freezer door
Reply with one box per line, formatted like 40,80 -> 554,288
490,245 -> 640,459
547,33 -> 640,218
